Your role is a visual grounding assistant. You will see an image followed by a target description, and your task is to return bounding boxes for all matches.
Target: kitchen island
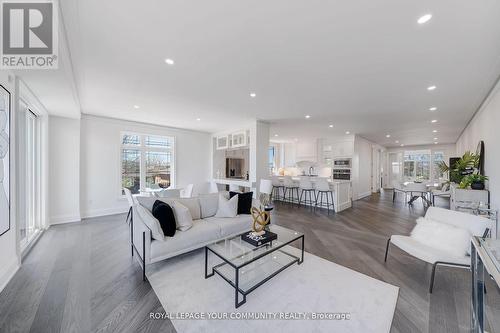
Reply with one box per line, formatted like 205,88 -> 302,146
275,176 -> 352,212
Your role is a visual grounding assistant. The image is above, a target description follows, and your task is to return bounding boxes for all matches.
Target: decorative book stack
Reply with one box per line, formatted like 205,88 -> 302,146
241,230 -> 277,247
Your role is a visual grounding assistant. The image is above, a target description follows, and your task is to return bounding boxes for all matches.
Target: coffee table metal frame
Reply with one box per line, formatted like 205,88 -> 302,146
205,231 -> 304,308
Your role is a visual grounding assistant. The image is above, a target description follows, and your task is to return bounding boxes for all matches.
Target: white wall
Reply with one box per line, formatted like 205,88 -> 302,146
352,136 -> 374,199
49,116 -> 81,224
456,79 -> 500,214
80,115 -> 211,218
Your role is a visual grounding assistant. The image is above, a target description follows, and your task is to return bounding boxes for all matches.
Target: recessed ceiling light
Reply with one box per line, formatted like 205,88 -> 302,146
429,107 -> 437,111
133,105 -> 140,109
431,119 -> 438,123
433,130 -> 438,133
165,58 -> 175,65
196,118 -> 201,121
329,124 -> 333,128
400,144 -> 405,147
305,115 -> 311,119
386,134 -> 391,138
427,85 -> 437,91
434,142 -> 439,144
434,137 -> 438,140
417,14 -> 432,24
395,140 -> 399,143
345,131 -> 350,135
250,92 -> 256,98
274,134 -> 279,137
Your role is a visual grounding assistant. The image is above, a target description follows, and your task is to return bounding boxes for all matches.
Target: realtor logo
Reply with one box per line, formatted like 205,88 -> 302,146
1,1 -> 58,69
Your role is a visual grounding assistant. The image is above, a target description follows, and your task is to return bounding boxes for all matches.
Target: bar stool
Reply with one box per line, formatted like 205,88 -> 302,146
315,178 -> 334,214
283,176 -> 299,206
271,176 -> 284,201
298,177 -> 315,210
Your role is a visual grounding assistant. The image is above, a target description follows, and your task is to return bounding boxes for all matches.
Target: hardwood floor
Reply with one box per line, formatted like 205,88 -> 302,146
0,191 -> 498,332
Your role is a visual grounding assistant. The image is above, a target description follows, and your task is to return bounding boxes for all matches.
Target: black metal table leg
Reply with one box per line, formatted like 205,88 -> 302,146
299,235 -> 305,264
235,267 -> 246,308
205,247 -> 215,278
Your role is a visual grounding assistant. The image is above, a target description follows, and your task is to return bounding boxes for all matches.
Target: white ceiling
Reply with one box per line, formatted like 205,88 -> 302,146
18,0 -> 500,147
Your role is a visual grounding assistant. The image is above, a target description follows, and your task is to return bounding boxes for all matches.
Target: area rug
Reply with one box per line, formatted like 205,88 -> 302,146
147,246 -> 399,333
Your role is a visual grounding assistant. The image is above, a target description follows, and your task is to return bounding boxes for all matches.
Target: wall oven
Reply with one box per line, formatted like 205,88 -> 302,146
333,158 -> 352,169
333,169 -> 351,180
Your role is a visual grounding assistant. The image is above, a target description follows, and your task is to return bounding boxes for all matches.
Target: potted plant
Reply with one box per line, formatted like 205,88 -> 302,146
437,151 -> 479,184
459,174 -> 488,190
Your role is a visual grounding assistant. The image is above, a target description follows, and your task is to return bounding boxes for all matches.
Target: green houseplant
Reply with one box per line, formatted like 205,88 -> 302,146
459,174 -> 488,190
436,151 -> 479,184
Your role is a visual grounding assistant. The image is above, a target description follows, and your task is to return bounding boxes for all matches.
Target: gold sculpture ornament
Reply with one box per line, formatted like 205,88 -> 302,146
250,206 -> 270,236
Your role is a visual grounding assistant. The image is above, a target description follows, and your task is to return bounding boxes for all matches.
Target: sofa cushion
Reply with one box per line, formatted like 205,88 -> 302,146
171,201 -> 193,231
137,196 -> 201,220
135,204 -> 164,241
215,194 -> 238,218
152,201 -> 177,237
410,218 -> 471,258
164,198 -> 201,220
230,191 -> 253,215
198,193 -> 219,218
205,215 -> 253,238
150,219 -> 221,260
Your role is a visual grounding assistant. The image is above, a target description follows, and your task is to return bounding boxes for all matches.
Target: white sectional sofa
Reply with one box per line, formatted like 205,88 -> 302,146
131,193 -> 254,280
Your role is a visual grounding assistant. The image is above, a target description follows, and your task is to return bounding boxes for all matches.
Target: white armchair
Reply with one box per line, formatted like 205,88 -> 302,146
384,207 -> 493,293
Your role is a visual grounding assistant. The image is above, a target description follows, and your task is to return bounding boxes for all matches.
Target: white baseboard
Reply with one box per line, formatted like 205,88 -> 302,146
0,258 -> 19,293
356,191 -> 372,200
50,214 -> 82,225
81,207 -> 128,219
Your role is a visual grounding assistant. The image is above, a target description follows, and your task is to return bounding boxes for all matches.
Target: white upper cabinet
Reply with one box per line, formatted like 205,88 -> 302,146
216,135 -> 229,150
215,130 -> 249,150
295,139 -> 318,162
231,131 -> 247,148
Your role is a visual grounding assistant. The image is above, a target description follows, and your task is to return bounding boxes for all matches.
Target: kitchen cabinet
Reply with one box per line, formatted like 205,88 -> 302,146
216,135 -> 229,150
231,131 -> 246,148
319,139 -> 354,164
295,140 -> 318,162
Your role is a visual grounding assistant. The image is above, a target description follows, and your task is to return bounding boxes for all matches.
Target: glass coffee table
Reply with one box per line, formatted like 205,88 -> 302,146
205,225 -> 304,308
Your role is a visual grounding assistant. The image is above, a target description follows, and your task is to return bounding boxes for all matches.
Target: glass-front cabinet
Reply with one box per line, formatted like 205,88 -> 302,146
216,135 -> 229,150
231,131 -> 246,148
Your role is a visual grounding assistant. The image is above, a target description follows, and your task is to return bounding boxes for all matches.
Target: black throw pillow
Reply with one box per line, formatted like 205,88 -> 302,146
152,200 -> 176,237
229,191 -> 253,215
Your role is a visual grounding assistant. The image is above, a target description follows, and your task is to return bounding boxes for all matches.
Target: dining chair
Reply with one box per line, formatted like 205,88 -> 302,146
405,182 -> 430,206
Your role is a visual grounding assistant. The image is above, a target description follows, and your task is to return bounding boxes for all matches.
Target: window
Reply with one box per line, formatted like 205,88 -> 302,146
433,152 -> 445,180
121,133 -> 174,194
403,150 -> 431,181
268,146 -> 276,175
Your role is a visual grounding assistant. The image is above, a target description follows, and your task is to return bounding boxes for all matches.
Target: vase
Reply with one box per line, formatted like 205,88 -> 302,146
471,181 -> 485,190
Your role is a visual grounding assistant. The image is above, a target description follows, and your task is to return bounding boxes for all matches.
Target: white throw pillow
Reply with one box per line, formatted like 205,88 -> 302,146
199,193 -> 219,218
172,201 -> 193,231
411,219 -> 471,258
135,204 -> 165,241
215,194 -> 238,218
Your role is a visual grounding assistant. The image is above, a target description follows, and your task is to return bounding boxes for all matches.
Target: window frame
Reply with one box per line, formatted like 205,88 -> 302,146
119,131 -> 176,196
